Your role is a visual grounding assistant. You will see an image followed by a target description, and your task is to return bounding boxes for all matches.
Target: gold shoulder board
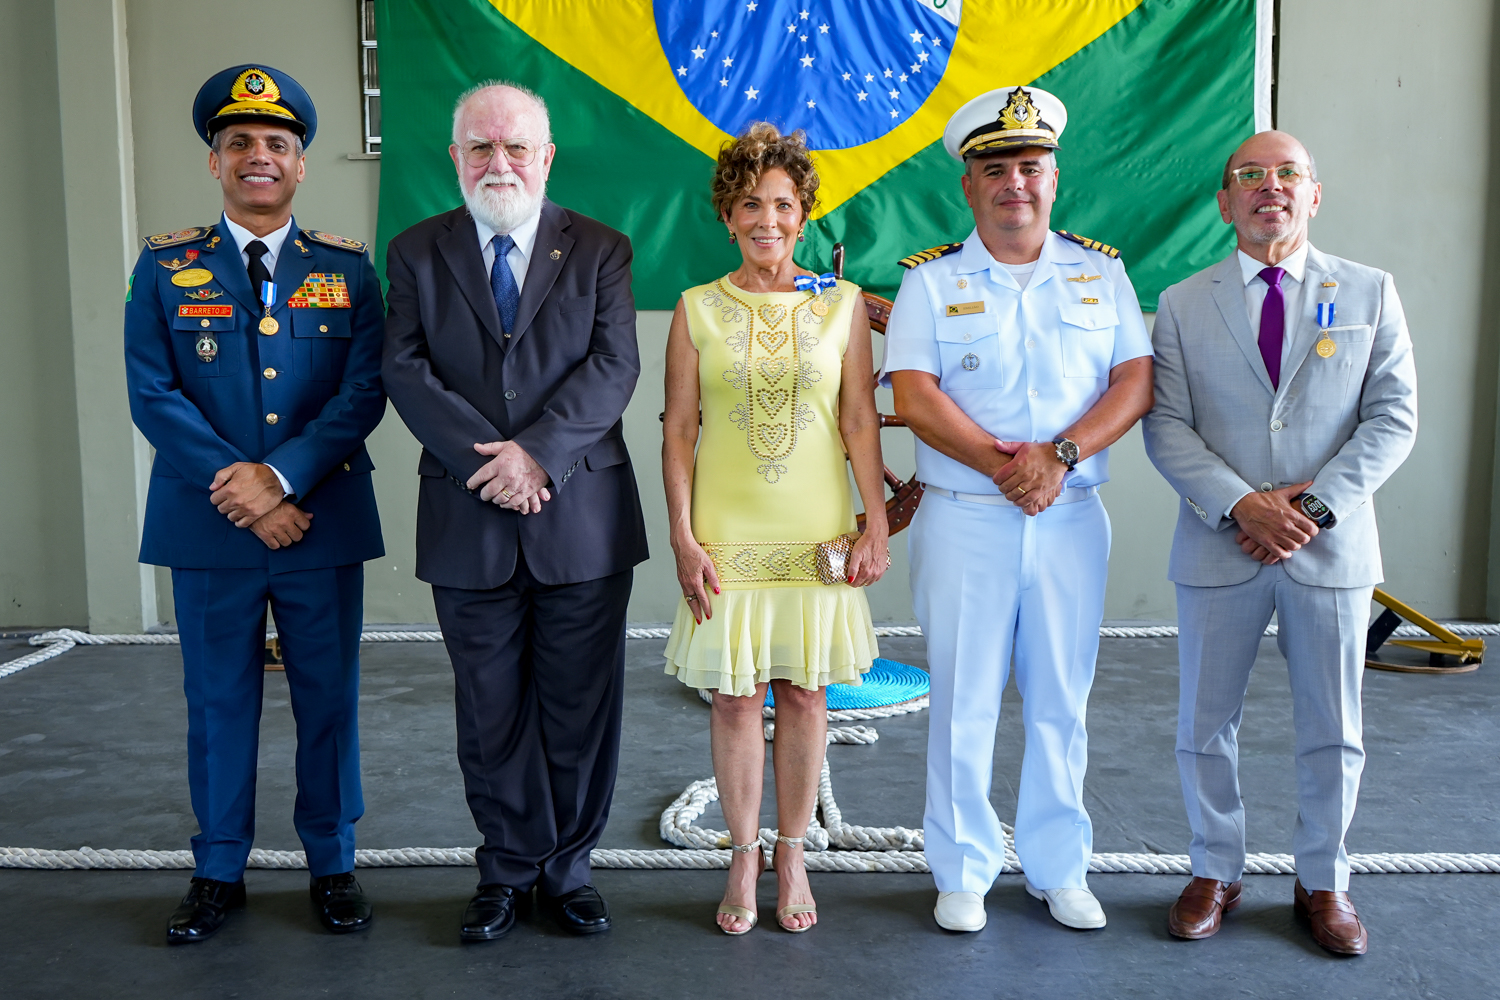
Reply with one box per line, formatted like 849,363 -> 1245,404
897,243 -> 963,270
302,229 -> 369,253
143,227 -> 210,249
1055,230 -> 1121,259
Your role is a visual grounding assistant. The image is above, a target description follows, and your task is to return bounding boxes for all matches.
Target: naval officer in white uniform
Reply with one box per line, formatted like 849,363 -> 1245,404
880,86 -> 1154,933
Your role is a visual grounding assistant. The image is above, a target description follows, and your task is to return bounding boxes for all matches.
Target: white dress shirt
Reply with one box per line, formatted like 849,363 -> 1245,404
222,213 -> 293,278
1237,241 -> 1309,368
474,209 -> 542,292
221,214 -> 296,497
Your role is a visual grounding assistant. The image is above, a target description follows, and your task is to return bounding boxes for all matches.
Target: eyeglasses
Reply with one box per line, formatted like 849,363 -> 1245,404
460,137 -> 543,169
1228,162 -> 1313,190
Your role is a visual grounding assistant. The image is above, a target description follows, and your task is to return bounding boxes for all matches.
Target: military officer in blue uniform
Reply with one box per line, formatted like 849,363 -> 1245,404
879,86 -> 1155,934
124,65 -> 386,943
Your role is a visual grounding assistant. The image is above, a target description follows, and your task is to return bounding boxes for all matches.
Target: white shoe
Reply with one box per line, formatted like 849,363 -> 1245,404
934,891 -> 987,932
1026,882 -> 1106,929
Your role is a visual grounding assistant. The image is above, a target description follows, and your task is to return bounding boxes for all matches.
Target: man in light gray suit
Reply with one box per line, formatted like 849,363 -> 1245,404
1142,130 -> 1417,956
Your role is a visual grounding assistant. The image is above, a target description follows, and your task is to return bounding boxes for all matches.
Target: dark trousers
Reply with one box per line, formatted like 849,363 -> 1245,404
172,564 -> 365,881
432,553 -> 631,894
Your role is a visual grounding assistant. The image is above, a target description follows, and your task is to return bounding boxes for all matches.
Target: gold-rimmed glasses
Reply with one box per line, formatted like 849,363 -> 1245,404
1228,162 -> 1314,190
460,137 -> 543,169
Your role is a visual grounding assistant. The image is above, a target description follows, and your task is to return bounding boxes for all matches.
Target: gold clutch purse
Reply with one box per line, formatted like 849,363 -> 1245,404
814,532 -> 889,586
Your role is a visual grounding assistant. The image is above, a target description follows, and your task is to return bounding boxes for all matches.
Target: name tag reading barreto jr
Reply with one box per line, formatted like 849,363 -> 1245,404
946,301 -> 985,317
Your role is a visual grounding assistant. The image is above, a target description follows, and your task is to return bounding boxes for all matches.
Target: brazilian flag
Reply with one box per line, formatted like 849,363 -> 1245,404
376,0 -> 1268,307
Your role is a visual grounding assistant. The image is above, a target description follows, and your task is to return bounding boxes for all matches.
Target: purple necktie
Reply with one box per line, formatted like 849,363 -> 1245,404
1258,266 -> 1286,389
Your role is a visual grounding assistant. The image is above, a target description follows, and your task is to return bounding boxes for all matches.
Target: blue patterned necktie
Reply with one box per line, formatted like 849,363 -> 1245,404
489,234 -> 519,336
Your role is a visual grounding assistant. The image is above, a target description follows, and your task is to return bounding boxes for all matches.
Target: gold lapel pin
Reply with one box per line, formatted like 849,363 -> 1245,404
550,249 -> 561,260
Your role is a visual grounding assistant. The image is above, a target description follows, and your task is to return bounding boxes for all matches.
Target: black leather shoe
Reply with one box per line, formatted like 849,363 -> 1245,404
166,877 -> 246,944
310,872 -> 373,934
461,885 -> 524,942
541,884 -> 611,935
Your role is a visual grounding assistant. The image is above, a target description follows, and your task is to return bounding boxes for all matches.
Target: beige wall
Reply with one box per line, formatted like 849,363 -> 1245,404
2,0 -> 1495,629
0,1 -> 87,628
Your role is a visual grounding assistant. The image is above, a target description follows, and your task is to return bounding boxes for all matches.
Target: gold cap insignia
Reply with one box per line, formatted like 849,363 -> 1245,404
217,68 -> 295,123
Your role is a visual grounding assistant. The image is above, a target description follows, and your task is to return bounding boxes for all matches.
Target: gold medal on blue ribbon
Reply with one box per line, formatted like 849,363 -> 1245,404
258,279 -> 279,335
1315,301 -> 1337,358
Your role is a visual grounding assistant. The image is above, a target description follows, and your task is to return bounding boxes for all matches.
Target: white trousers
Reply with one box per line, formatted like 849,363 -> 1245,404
912,491 -> 1110,893
1175,565 -> 1371,891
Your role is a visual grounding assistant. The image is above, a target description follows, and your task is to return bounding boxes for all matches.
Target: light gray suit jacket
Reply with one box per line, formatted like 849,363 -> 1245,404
1142,245 -> 1417,589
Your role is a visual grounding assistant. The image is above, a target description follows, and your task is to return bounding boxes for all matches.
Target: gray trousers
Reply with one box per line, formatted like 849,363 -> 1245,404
1175,564 -> 1371,891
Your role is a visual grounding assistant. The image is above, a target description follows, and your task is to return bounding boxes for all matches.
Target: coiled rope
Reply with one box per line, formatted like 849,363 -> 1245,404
3,625 -> 1497,874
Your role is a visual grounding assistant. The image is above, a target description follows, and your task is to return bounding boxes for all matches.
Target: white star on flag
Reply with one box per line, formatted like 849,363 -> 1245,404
819,23 -> 829,33
899,73 -> 908,82
888,89 -> 899,99
800,9 -> 809,19
711,30 -> 719,37
841,72 -> 850,81
800,34 -> 807,41
691,46 -> 705,59
806,100 -> 816,108
890,109 -> 898,118
918,51 -> 929,62
722,56 -> 734,67
909,64 -> 920,73
856,91 -> 867,101
883,68 -> 893,78
745,1 -> 757,9
800,54 -> 814,67
677,65 -> 687,76
745,86 -> 759,99
720,77 -> 728,86
786,24 -> 795,32
864,73 -> 874,82
909,30 -> 923,43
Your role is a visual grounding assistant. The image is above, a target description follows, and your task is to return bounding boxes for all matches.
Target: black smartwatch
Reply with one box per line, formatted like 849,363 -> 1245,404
1052,437 -> 1080,471
1295,492 -> 1337,529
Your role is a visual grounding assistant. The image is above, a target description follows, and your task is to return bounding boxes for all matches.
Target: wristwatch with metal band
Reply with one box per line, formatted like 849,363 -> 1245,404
1296,492 -> 1337,529
1052,437 -> 1080,472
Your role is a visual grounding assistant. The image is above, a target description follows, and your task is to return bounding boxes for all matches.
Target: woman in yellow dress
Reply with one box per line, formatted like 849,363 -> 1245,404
662,123 -> 889,935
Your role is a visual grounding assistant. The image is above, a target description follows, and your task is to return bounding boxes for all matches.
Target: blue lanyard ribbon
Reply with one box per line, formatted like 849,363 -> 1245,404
260,280 -> 278,313
793,272 -> 837,293
1316,301 -> 1335,329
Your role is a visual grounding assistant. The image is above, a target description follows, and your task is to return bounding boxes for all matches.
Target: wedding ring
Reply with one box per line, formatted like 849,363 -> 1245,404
686,596 -> 698,602
500,489 -> 513,500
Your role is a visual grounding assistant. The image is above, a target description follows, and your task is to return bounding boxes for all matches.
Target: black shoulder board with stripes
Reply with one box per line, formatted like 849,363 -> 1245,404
896,242 -> 964,269
1056,230 -> 1121,258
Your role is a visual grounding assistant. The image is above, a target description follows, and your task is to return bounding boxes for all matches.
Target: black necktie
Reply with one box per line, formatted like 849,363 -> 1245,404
246,240 -> 272,304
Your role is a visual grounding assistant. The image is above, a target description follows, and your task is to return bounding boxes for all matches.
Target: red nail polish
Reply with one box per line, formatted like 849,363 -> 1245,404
714,587 -> 720,594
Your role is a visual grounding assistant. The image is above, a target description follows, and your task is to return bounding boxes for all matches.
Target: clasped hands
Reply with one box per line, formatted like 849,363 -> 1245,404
992,440 -> 1067,516
209,462 -> 310,550
466,441 -> 551,514
1231,481 -> 1318,565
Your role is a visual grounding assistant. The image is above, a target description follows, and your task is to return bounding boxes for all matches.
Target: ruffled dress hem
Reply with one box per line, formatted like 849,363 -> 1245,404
663,584 -> 878,697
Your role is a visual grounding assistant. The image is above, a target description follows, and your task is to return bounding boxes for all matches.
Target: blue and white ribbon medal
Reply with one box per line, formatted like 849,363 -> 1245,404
258,281 -> 279,335
795,272 -> 837,316
1315,301 -> 1336,358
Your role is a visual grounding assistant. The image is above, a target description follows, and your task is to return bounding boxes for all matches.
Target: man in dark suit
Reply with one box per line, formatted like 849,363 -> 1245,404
125,65 -> 385,943
382,81 -> 648,942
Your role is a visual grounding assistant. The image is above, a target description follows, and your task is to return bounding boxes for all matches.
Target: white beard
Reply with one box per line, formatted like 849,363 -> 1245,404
462,170 -> 545,234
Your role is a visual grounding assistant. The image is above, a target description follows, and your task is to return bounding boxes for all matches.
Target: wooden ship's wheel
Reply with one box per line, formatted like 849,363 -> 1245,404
832,243 -> 924,536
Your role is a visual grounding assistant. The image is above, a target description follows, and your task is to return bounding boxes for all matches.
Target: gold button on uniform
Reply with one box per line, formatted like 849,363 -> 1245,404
200,319 -> 211,328
265,413 -> 279,425
263,368 -> 277,379
319,324 -> 328,332
343,463 -> 351,471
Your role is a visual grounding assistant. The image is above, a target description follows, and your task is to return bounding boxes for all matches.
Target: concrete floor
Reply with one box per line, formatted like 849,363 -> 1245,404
0,631 -> 1496,999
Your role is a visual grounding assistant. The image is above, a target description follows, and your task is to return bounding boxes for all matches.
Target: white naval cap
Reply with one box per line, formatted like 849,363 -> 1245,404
942,85 -> 1068,161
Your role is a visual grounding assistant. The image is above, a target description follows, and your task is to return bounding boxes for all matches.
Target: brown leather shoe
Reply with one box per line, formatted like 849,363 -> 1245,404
1167,877 -> 1242,939
1294,879 -> 1368,955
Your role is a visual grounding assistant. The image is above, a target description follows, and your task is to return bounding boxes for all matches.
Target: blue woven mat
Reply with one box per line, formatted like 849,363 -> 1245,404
765,658 -> 929,711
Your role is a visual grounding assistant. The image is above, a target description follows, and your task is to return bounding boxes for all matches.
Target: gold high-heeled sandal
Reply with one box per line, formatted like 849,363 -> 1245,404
716,841 -> 761,935
773,835 -> 817,933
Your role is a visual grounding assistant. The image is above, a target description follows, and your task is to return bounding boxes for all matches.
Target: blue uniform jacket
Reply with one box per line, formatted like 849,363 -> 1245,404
124,217 -> 386,571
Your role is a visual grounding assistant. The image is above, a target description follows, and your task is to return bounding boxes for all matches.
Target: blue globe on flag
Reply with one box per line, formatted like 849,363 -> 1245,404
655,0 -> 961,150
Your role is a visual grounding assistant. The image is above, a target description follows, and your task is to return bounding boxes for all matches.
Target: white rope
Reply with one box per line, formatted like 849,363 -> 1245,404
4,845 -> 1496,874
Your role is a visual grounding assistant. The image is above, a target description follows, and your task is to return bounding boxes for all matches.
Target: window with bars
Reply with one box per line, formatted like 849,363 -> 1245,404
358,0 -> 380,155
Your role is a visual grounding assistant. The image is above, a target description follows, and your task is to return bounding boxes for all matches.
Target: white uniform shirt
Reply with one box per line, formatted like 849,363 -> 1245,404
879,229 -> 1153,494
474,210 -> 542,292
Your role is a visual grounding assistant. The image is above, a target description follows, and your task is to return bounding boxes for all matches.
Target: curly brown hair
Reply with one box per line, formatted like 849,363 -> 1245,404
710,122 -> 820,223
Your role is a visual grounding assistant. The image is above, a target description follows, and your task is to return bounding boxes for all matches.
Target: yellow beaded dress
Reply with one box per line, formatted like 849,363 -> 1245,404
664,275 -> 879,697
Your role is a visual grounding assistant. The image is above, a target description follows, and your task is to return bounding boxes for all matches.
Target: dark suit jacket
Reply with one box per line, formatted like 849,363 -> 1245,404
125,216 -> 386,571
382,201 -> 649,589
